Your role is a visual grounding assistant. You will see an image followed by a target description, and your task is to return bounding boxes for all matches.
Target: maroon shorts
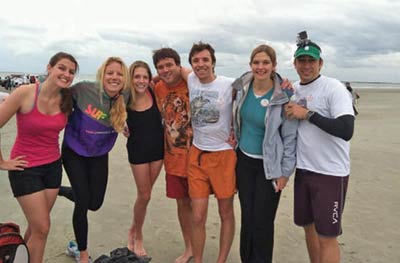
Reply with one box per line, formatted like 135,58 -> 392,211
294,169 -> 349,237
166,173 -> 189,199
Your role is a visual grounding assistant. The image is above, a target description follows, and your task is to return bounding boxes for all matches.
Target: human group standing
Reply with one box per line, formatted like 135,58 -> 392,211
1,30 -> 354,263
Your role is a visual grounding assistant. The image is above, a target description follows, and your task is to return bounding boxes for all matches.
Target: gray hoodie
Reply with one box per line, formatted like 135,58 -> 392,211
232,72 -> 298,179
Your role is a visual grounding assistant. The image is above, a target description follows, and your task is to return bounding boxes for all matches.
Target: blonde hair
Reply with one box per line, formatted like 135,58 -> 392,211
128,60 -> 152,110
96,57 -> 129,132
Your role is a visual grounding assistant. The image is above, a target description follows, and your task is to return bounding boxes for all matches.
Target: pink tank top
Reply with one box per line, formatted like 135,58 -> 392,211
10,84 -> 67,167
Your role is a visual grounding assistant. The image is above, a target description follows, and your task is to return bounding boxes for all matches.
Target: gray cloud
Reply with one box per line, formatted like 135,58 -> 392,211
1,0 -> 400,82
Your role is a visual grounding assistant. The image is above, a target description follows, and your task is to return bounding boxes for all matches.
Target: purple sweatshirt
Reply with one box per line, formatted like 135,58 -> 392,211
63,81 -> 128,157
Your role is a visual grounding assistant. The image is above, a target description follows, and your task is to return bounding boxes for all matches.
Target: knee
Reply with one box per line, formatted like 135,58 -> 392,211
192,212 -> 207,226
88,200 -> 104,211
319,236 -> 338,249
177,198 -> 191,209
219,211 -> 234,222
31,220 -> 51,239
86,194 -> 105,211
218,207 -> 234,222
137,191 -> 151,204
75,195 -> 90,209
303,223 -> 318,237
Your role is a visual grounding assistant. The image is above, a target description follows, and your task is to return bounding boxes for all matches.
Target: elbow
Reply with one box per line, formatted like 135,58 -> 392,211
341,115 -> 355,141
343,135 -> 352,141
343,128 -> 354,141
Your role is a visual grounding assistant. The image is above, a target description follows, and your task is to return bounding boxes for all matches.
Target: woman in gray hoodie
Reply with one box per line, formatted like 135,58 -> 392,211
232,44 -> 298,263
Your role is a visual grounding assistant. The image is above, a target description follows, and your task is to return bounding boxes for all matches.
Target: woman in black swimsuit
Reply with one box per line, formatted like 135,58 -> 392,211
125,60 -> 164,258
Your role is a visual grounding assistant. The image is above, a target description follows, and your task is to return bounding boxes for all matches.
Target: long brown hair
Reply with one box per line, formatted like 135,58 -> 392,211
47,52 -> 79,116
96,57 -> 129,132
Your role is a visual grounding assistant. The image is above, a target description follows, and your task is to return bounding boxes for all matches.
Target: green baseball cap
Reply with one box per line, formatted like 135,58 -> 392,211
294,43 -> 321,59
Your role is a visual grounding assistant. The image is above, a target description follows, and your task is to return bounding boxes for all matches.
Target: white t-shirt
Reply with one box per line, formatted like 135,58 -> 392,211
293,75 -> 354,177
188,72 -> 234,151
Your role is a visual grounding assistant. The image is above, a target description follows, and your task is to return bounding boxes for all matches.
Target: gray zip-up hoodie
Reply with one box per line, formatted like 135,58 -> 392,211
232,72 -> 298,179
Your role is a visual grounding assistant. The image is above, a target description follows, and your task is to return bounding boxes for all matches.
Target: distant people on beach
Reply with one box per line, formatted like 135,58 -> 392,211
285,31 -> 354,263
0,76 -> 12,90
125,60 -> 164,260
152,48 -> 194,263
0,74 -> 33,90
0,52 -> 78,263
58,57 -> 129,263
345,81 -> 360,115
181,42 -> 236,263
29,74 -> 37,84
232,44 -> 298,263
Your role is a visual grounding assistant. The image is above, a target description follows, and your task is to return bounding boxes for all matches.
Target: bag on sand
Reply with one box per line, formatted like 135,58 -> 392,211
0,223 -> 29,263
94,247 -> 151,263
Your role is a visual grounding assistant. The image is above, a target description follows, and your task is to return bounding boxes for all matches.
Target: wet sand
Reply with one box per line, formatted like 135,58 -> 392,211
1,88 -> 399,262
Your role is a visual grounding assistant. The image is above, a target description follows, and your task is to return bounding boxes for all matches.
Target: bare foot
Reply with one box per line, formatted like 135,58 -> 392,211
127,228 -> 135,252
175,252 -> 193,263
79,250 -> 90,263
133,238 -> 147,257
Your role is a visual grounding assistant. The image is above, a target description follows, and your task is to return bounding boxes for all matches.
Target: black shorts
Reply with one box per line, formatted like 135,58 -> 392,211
8,159 -> 62,197
294,168 -> 349,237
126,141 -> 164,165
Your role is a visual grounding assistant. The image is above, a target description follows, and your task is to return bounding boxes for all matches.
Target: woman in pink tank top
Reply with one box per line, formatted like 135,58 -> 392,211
0,52 -> 78,263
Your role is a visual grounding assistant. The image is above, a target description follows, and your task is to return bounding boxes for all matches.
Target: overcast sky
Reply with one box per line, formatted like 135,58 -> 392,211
1,0 -> 399,82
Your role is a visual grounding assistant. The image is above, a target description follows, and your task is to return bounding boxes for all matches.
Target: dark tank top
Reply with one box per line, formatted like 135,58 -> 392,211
126,88 -> 164,164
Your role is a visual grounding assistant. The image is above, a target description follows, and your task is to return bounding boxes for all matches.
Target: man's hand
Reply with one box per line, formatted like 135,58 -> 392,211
281,78 -> 293,91
150,75 -> 161,89
284,102 -> 308,120
0,156 -> 28,171
226,128 -> 237,148
180,67 -> 192,82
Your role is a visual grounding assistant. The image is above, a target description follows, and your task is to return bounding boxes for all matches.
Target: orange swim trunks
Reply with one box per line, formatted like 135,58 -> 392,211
187,145 -> 236,199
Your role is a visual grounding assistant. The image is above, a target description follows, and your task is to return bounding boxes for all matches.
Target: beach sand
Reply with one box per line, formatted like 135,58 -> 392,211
1,88 -> 399,262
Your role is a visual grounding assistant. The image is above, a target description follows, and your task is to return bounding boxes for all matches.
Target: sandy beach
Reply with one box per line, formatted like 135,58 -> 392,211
1,87 -> 399,263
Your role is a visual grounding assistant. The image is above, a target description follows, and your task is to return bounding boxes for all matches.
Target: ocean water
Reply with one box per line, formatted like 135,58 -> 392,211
72,74 -> 96,83
1,72 -> 400,90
